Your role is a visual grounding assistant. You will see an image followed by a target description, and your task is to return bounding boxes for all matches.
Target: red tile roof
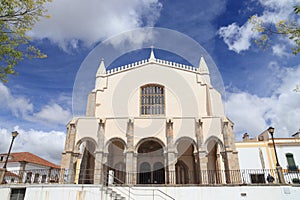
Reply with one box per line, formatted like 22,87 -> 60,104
5,171 -> 20,177
0,152 -> 60,169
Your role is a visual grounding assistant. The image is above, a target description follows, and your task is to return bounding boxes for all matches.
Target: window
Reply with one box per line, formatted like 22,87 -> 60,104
34,173 -> 39,183
10,188 -> 26,200
41,175 -> 47,183
25,172 -> 32,183
140,84 -> 165,115
250,174 -> 265,183
286,153 -> 298,171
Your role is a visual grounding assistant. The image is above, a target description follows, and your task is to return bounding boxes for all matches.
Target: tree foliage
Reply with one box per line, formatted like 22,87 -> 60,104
0,0 -> 51,83
249,6 -> 300,55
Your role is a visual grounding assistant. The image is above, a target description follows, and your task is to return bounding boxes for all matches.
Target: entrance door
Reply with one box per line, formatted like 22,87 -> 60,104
153,162 -> 165,184
139,162 -> 151,184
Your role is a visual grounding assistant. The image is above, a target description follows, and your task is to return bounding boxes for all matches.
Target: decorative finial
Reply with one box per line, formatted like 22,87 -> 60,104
149,45 -> 156,62
96,58 -> 106,76
198,56 -> 209,74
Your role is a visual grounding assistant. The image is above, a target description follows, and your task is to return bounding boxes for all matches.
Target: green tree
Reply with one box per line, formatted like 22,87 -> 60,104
249,6 -> 300,55
0,0 -> 51,83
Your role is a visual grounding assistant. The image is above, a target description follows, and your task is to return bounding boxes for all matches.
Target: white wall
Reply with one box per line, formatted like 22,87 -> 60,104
238,148 -> 264,169
95,63 -> 214,118
236,140 -> 300,170
1,185 -> 300,200
277,146 -> 300,169
4,162 -> 21,171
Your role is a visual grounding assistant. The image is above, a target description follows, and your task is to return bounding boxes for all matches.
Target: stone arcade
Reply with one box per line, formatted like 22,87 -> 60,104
61,48 -> 240,185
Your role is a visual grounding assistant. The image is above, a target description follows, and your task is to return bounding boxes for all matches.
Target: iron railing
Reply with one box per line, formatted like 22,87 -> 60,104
103,170 -> 176,200
2,168 -> 300,185
2,168 -> 60,184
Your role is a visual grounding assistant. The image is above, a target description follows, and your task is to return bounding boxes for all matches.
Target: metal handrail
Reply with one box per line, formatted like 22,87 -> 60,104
3,168 -> 300,186
104,170 -> 175,200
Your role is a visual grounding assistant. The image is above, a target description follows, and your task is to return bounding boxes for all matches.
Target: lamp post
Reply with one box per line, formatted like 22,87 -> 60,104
267,127 -> 284,184
3,131 -> 19,169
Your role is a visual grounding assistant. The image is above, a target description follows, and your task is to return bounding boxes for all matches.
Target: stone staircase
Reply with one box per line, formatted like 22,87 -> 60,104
102,187 -> 126,200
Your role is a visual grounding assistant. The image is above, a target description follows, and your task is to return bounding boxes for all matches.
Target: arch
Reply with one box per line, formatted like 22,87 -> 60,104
104,137 -> 126,184
75,137 -> 97,152
137,138 -> 166,184
204,136 -> 224,184
140,83 -> 165,88
175,137 -> 197,184
104,137 -> 126,154
77,138 -> 97,184
175,160 -> 189,184
204,136 -> 224,153
139,162 -> 151,184
175,137 -> 197,153
153,162 -> 165,184
135,137 -> 166,153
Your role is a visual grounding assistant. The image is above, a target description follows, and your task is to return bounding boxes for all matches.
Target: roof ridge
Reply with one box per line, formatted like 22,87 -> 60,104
106,57 -> 198,75
4,152 -> 60,169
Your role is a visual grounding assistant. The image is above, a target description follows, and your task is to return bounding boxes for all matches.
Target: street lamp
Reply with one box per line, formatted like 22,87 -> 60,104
267,127 -> 280,166
3,131 -> 19,169
267,127 -> 284,184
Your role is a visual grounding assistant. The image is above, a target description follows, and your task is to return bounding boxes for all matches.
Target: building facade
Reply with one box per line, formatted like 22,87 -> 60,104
0,152 -> 60,184
236,131 -> 300,184
61,49 -> 240,185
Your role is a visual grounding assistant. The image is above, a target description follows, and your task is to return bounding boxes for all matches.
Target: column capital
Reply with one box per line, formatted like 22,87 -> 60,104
98,118 -> 106,124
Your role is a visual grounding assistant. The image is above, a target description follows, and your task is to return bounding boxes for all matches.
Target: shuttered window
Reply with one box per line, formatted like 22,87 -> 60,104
141,84 -> 165,115
286,153 -> 297,171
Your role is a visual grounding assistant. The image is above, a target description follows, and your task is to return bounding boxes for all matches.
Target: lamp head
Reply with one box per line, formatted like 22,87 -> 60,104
268,127 -> 275,134
11,131 -> 19,138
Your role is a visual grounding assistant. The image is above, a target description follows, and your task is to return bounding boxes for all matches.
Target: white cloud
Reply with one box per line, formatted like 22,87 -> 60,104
0,83 -> 33,118
225,64 -> 300,139
218,0 -> 300,53
30,0 -> 162,51
272,44 -> 290,57
0,126 -> 65,165
31,104 -> 72,125
218,22 -> 258,53
0,83 -> 71,126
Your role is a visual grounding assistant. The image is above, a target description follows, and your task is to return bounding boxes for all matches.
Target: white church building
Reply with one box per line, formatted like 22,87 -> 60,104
1,48 -> 300,200
61,48 -> 240,185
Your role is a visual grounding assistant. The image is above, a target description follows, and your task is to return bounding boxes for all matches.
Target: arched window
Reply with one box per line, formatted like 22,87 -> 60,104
139,162 -> 151,184
140,84 -> 165,115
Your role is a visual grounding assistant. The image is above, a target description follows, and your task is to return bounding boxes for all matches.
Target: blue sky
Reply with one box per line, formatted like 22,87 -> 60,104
1,0 -> 300,164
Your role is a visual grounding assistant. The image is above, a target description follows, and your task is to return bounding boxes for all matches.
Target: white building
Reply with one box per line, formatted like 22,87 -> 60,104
61,48 -> 240,185
1,49 -> 300,200
236,131 -> 300,184
0,152 -> 60,184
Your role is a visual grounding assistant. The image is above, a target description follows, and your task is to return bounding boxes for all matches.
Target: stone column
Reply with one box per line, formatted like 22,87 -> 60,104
94,118 -> 105,184
222,120 -> 241,184
194,119 -> 207,183
60,121 -> 77,183
19,161 -> 26,183
125,118 -> 136,184
125,152 -> 137,184
102,153 -> 108,184
195,119 -> 204,152
215,153 -> 222,184
0,168 -> 5,184
166,119 -> 176,185
198,151 -> 208,184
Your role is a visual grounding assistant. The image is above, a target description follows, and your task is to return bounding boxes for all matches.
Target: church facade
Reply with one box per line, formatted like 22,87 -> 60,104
61,49 -> 240,185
